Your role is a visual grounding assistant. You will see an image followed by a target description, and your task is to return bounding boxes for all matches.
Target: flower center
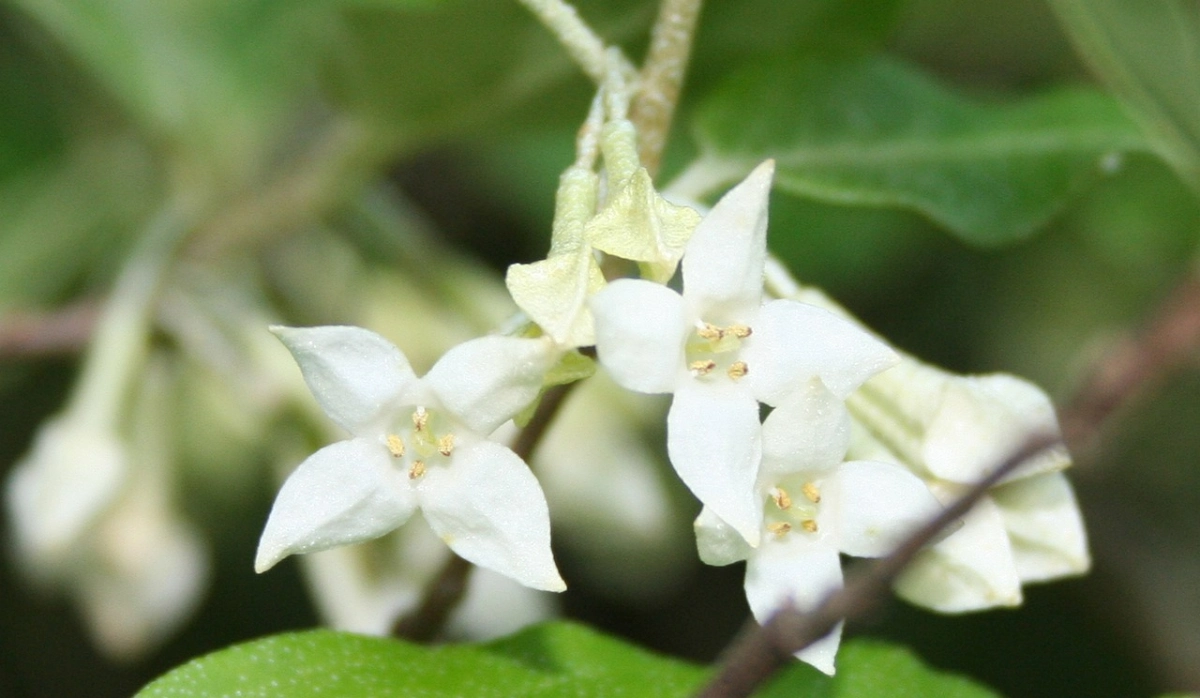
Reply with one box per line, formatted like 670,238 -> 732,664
764,481 -> 822,538
384,406 -> 457,480
685,321 -> 752,382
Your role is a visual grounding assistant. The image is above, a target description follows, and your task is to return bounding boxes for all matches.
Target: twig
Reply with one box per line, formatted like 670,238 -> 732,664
629,0 -> 704,177
694,433 -> 1062,698
392,381 -> 578,641
1060,269 -> 1200,454
0,301 -> 100,358
516,0 -> 611,85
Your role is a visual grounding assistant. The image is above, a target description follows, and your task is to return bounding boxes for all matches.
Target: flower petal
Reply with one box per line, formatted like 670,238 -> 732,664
923,374 -> 1070,485
745,535 -> 843,675
829,460 -> 943,558
694,506 -> 753,566
745,300 -> 897,405
418,441 -> 565,592
894,494 -> 1022,612
424,336 -> 556,436
591,279 -> 688,394
255,438 -> 415,573
667,383 -> 763,546
992,472 -> 1090,582
272,325 -> 413,435
681,160 -> 773,320
6,416 -> 127,571
760,378 -> 850,478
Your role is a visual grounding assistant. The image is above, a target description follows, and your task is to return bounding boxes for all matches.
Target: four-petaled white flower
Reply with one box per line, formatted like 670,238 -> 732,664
591,160 -> 898,544
695,379 -> 943,674
256,325 -> 566,593
847,360 -> 1089,611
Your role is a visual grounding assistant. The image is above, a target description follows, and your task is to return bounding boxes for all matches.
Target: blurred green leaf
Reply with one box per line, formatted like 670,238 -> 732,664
687,55 -> 1147,246
8,0 -> 336,185
327,0 -> 649,146
1050,0 -> 1200,195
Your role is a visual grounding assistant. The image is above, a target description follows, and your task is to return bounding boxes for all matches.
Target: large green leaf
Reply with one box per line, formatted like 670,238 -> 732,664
1050,0 -> 1200,195
135,622 -> 707,698
136,622 -> 1005,698
686,55 -> 1147,246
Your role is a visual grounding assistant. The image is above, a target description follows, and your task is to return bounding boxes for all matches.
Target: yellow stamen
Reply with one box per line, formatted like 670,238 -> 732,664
409,460 -> 426,480
802,482 -> 821,504
767,521 -> 792,537
697,323 -> 723,341
386,434 -> 405,458
689,359 -> 717,376
800,519 -> 818,533
437,433 -> 455,457
770,487 -> 792,510
726,361 -> 748,380
412,407 -> 428,432
727,324 -> 752,339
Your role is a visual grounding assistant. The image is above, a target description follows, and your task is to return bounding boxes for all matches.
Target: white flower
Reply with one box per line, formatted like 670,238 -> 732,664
591,161 -> 897,544
847,360 -> 1090,611
256,325 -> 566,592
695,379 -> 943,674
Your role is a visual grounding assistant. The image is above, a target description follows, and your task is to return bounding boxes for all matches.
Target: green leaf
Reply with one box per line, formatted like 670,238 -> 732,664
135,622 -> 708,698
687,55 -> 1147,246
759,640 -> 1004,698
136,623 -> 1007,698
1050,0 -> 1200,195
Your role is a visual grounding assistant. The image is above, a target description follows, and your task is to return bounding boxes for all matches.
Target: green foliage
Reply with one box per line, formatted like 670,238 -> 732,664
691,55 -> 1147,246
136,623 -> 1005,698
1050,0 -> 1200,195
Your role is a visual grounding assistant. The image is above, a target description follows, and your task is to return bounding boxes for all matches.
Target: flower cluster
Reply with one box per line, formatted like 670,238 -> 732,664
590,161 -> 951,673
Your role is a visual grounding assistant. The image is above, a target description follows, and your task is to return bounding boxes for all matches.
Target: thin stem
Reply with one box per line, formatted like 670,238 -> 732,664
694,433 -> 1062,698
0,300 -> 100,358
68,200 -> 196,428
629,0 -> 704,177
392,381 -> 579,641
517,0 -> 611,85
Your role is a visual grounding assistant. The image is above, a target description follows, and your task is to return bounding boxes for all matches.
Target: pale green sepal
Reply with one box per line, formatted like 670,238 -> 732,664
584,168 -> 701,283
548,166 -> 598,257
505,251 -> 605,347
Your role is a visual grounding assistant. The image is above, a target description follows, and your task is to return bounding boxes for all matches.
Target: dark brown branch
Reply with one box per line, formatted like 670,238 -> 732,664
0,301 -> 100,358
392,381 -> 578,641
1060,270 -> 1200,454
694,433 -> 1061,698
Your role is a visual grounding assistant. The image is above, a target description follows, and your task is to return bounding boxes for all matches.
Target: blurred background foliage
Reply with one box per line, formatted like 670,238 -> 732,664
1,0 -> 1198,696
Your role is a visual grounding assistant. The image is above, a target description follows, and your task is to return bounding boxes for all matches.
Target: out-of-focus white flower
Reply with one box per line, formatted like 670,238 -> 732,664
256,325 -> 566,592
7,355 -> 206,660
847,359 -> 1090,612
299,516 -> 556,640
592,161 -> 896,544
695,379 -> 942,675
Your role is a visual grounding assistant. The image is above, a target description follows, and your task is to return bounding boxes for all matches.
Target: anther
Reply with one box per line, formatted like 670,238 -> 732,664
386,434 -> 405,458
770,487 -> 792,510
802,482 -> 821,504
412,407 -> 428,432
437,433 -> 455,457
767,522 -> 792,537
689,359 -> 717,376
697,323 -> 723,341
726,361 -> 748,380
409,460 -> 426,480
800,519 -> 818,533
728,324 -> 752,339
